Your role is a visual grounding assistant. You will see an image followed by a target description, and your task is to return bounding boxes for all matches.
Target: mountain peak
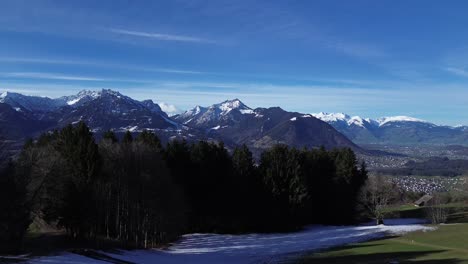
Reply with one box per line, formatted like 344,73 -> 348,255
312,112 -> 430,127
215,98 -> 252,114
65,90 -> 101,105
100,88 -> 123,97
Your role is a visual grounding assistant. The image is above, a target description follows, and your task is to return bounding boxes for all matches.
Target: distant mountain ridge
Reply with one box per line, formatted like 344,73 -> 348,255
3,89 -> 468,149
174,101 -> 358,152
0,90 -> 359,154
312,112 -> 468,145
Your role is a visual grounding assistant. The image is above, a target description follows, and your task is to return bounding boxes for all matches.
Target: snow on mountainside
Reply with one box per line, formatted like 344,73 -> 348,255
312,112 -> 468,145
0,89 -> 180,138
59,90 -> 101,106
174,101 -> 360,152
312,112 -> 431,127
0,89 -> 168,115
4,90 -> 468,147
377,116 -> 429,126
1,92 -> 360,153
174,99 -> 254,127
0,91 -> 65,112
312,112 -> 369,127
56,89 -> 178,132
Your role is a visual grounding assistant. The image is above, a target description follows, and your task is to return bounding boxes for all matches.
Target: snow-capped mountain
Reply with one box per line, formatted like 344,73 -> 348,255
312,112 -> 374,128
0,89 -> 178,138
312,112 -> 467,145
58,90 -> 102,107
175,99 -> 254,128
5,89 -> 468,152
175,101 -> 359,152
312,112 -> 429,128
57,89 -> 177,132
0,91 -> 65,112
1,91 -> 359,155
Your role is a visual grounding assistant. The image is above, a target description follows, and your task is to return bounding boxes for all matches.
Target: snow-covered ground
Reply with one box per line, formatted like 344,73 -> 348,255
17,218 -> 434,264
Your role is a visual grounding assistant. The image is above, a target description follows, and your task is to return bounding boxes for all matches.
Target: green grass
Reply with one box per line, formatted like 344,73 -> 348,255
384,203 -> 468,223
298,224 -> 468,264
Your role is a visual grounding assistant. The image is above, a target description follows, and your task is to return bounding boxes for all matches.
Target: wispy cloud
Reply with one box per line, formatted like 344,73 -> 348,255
0,57 -> 206,75
0,72 -> 154,83
1,72 -> 107,81
109,28 -> 215,44
445,67 -> 468,77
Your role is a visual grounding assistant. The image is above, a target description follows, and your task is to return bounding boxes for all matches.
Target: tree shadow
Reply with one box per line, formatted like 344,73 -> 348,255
70,249 -> 136,264
300,249 -> 462,264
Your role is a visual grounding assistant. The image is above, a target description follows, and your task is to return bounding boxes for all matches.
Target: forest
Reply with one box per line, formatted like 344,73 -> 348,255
0,122 -> 367,253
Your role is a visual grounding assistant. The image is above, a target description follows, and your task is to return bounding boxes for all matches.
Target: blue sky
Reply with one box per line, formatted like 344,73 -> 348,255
1,0 -> 468,124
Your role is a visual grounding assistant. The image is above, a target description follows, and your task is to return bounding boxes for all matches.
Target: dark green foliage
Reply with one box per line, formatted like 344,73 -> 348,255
43,122 -> 101,237
136,130 -> 162,150
259,145 -> 367,227
122,131 -> 133,144
102,130 -> 118,143
5,122 -> 367,251
98,137 -> 185,247
0,162 -> 31,253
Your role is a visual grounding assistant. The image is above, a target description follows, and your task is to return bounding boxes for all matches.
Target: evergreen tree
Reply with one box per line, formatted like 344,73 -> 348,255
136,130 -> 162,150
102,130 -> 118,143
122,131 -> 133,144
0,161 -> 31,253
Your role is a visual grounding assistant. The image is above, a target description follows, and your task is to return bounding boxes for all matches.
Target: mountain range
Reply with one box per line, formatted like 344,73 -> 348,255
2,89 -> 468,155
312,112 -> 468,146
0,89 -> 357,155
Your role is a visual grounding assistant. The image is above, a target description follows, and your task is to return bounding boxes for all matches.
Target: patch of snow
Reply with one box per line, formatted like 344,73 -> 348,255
193,106 -> 202,115
216,99 -> 252,115
240,109 -> 253,114
67,98 -> 81,105
312,112 -> 431,128
377,116 -> 427,126
290,117 -> 297,121
218,100 -> 241,112
211,125 -> 221,130
13,107 -> 22,112
183,118 -> 194,124
348,116 -> 365,127
312,112 -> 350,122
19,219 -> 433,264
127,126 -> 139,132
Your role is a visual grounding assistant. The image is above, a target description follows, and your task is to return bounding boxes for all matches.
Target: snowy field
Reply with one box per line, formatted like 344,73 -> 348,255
15,219 -> 433,264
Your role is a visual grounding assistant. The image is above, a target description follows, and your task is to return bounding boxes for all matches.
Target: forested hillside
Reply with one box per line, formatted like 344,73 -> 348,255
0,122 -> 367,253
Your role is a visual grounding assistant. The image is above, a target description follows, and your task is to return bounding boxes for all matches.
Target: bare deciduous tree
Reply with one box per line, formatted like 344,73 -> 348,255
425,194 -> 448,224
360,175 -> 395,225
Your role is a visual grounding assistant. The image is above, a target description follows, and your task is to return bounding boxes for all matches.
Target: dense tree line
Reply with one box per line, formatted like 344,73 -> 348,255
0,122 -> 367,253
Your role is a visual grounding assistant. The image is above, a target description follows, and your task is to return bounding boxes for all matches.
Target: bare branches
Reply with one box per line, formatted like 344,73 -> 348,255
360,175 -> 396,225
424,194 -> 448,224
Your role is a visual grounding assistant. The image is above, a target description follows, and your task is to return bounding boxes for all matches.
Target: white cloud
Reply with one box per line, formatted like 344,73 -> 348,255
0,71 -> 156,83
0,57 -> 206,75
1,72 -> 106,81
445,67 -> 468,77
109,28 -> 214,43
158,102 -> 180,115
